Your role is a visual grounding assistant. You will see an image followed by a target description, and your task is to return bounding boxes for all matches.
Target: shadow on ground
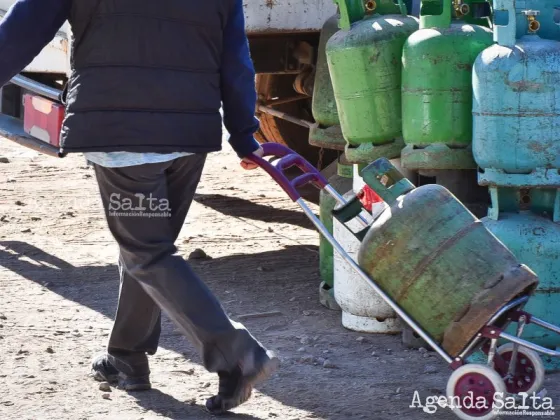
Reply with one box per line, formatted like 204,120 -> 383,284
4,240 -> 554,420
0,240 -> 327,419
130,388 -> 266,420
193,193 -> 315,230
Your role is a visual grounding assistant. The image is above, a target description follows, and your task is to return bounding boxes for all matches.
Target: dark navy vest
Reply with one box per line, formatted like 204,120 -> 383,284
61,0 -> 233,154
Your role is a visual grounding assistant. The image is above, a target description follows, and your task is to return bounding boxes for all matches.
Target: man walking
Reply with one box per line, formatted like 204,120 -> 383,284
0,0 -> 278,413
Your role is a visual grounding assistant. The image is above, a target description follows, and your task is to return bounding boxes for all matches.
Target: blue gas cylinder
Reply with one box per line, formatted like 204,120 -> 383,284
473,6 -> 560,187
471,187 -> 560,371
483,188 -> 560,350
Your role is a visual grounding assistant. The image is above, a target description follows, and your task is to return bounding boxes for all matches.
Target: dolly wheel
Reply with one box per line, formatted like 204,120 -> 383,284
446,364 -> 506,420
494,343 -> 545,395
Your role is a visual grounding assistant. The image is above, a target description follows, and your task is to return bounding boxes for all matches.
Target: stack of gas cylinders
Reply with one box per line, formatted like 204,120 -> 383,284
313,0 -> 560,368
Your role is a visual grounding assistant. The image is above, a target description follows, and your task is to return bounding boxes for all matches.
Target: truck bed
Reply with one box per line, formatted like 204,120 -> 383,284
1,0 -> 336,75
244,0 -> 337,33
0,2 -> 70,75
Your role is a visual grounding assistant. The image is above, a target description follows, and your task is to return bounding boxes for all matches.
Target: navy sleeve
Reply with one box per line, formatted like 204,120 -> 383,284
0,0 -> 71,87
220,0 -> 260,158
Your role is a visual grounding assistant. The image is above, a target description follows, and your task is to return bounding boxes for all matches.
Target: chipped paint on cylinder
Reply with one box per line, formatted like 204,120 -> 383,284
309,14 -> 346,150
482,187 -> 560,352
482,212 -> 560,350
312,14 -> 341,128
473,5 -> 560,187
401,0 -> 493,171
355,159 -> 538,357
468,186 -> 560,370
326,0 -> 419,163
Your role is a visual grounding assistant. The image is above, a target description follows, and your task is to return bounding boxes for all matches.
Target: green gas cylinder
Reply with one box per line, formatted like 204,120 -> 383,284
309,14 -> 346,151
319,160 -> 353,310
326,0 -> 419,164
337,159 -> 538,357
400,0 -> 493,171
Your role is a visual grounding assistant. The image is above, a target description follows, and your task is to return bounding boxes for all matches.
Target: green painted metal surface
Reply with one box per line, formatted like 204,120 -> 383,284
319,163 -> 353,290
309,14 -> 346,151
401,0 -> 493,171
354,159 -> 538,356
326,0 -> 418,164
312,14 -> 341,129
309,125 -> 346,151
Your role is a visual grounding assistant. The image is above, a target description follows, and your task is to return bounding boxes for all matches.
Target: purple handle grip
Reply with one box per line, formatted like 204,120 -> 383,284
247,143 -> 328,201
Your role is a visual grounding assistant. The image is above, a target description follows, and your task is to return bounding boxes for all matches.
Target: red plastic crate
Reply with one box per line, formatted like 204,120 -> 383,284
23,94 -> 65,147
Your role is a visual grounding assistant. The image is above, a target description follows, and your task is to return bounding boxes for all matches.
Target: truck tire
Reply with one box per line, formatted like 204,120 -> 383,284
255,73 -> 336,168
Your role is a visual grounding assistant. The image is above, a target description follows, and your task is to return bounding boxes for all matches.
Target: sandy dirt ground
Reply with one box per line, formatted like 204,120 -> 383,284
0,137 -> 559,420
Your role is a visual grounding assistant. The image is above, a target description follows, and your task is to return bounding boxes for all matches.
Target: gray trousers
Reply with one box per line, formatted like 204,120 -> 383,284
93,154 -> 265,377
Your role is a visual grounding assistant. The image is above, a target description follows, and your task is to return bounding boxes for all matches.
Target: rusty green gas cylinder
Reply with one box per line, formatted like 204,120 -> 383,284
319,162 -> 353,294
326,0 -> 419,164
309,14 -> 345,151
312,14 -> 341,129
354,159 -> 538,357
400,0 -> 493,171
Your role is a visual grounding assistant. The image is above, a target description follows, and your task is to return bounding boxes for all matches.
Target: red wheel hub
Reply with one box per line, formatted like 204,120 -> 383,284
454,372 -> 496,416
495,351 -> 536,393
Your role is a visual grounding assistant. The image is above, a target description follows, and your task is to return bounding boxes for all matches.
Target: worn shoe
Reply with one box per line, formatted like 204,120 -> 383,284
91,353 -> 152,391
205,350 -> 280,414
91,353 -> 119,383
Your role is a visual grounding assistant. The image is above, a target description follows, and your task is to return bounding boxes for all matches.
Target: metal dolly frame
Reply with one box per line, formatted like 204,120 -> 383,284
249,143 -> 560,420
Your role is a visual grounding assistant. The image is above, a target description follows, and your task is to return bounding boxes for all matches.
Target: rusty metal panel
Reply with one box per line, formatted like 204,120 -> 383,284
24,26 -> 70,75
244,0 -> 337,33
0,0 -> 336,77
0,6 -> 70,75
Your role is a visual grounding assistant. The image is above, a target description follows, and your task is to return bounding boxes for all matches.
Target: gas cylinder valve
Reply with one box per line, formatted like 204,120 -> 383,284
364,0 -> 376,12
523,10 -> 541,33
453,0 -> 470,17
